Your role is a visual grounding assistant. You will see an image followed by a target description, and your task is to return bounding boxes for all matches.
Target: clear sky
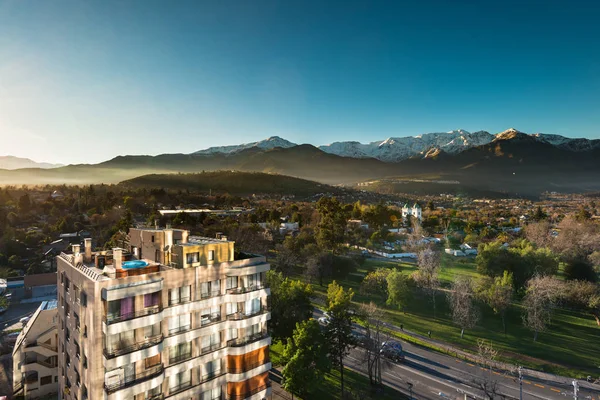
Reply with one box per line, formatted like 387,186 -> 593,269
1,0 -> 599,164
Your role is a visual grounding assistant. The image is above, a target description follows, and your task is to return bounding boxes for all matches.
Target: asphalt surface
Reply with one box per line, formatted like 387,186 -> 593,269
314,309 -> 600,400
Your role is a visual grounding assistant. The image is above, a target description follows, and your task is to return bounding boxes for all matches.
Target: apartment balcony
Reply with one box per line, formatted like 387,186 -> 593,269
168,352 -> 193,366
168,295 -> 192,307
226,307 -> 269,321
228,382 -> 271,400
104,364 -> 164,395
227,331 -> 269,348
200,289 -> 221,300
225,283 -> 268,295
104,264 -> 161,279
25,341 -> 58,358
103,306 -> 163,335
200,343 -> 226,356
227,358 -> 270,374
104,334 -> 164,359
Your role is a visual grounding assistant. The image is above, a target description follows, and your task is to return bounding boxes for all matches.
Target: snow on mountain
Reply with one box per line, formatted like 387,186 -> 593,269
532,133 -> 600,151
319,130 -> 495,162
193,136 -> 297,155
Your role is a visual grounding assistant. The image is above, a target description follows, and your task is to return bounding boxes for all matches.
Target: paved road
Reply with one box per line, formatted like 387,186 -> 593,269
314,309 -> 600,400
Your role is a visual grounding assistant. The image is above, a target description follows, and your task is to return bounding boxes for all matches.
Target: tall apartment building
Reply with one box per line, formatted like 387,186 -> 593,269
12,300 -> 59,399
57,229 -> 271,400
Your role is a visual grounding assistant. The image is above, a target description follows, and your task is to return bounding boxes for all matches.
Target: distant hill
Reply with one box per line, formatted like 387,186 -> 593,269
1,130 -> 600,196
0,156 -> 62,170
119,171 -> 339,197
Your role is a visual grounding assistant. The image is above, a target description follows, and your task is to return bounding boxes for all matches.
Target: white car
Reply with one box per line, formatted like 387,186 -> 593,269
318,311 -> 332,326
20,316 -> 31,325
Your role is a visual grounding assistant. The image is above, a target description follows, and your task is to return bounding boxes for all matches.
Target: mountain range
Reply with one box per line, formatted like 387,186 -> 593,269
193,128 -> 600,162
0,156 -> 62,170
1,128 -> 599,196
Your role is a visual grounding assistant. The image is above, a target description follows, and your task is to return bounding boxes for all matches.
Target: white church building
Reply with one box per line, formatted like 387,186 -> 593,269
402,202 -> 422,221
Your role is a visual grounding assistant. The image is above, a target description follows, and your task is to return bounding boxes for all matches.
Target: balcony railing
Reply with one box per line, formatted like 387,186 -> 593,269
26,341 -> 58,352
201,370 -> 226,383
105,264 -> 161,279
168,352 -> 192,365
226,307 -> 268,321
168,324 -> 191,336
227,332 -> 268,348
227,358 -> 270,374
168,380 -> 194,396
226,284 -> 267,295
168,295 -> 191,306
25,357 -> 58,369
13,380 -> 23,394
228,382 -> 271,400
104,334 -> 163,358
200,315 -> 222,327
104,364 -> 163,394
200,342 -> 225,355
106,306 -> 162,325
200,289 -> 221,299
147,394 -> 164,400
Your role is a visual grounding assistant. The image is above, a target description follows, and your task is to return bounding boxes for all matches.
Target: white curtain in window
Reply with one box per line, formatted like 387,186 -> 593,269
169,288 -> 179,304
181,285 -> 191,301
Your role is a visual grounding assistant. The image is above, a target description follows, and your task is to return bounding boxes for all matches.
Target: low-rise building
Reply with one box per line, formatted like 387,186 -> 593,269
12,300 -> 59,399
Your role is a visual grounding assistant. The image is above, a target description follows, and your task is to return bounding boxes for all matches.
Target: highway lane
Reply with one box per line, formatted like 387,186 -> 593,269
314,309 -> 600,399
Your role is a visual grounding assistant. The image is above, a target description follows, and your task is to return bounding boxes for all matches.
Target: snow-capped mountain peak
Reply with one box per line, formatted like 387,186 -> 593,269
193,136 -> 297,155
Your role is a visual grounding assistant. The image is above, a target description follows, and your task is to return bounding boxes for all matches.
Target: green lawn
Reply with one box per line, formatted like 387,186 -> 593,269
297,256 -> 600,378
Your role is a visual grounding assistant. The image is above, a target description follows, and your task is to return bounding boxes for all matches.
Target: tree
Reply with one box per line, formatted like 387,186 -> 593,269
448,277 -> 479,338
316,197 -> 347,253
532,206 -> 547,221
524,221 -> 552,248
325,281 -> 356,397
18,193 -> 31,212
564,258 -> 598,282
385,269 -> 411,312
360,268 -> 390,298
357,302 -> 388,386
305,251 -> 333,286
564,280 -> 600,326
479,271 -> 513,334
267,271 -> 314,342
413,249 -> 441,318
274,242 -> 299,277
472,339 -> 501,399
522,275 -> 563,341
282,319 -> 331,398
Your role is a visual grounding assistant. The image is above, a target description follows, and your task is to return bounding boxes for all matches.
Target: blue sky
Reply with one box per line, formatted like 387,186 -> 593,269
1,0 -> 599,164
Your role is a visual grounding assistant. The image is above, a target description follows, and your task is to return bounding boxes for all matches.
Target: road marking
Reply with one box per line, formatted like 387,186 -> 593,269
493,371 -> 501,375
523,380 -> 532,384
550,388 -> 561,393
534,384 -> 544,388
467,363 -> 475,367
455,359 -> 461,363
480,367 -> 486,371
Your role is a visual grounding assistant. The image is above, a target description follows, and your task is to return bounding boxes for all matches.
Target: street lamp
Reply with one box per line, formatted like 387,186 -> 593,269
518,366 -> 523,400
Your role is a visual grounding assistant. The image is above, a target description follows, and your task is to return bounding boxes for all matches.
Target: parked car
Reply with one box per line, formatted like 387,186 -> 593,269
318,311 -> 332,326
380,340 -> 405,362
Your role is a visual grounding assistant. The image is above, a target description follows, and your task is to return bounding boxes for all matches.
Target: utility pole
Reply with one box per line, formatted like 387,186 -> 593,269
572,379 -> 579,400
518,366 -> 523,400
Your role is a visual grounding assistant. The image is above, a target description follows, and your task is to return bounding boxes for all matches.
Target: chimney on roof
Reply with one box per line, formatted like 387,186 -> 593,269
154,219 -> 159,230
84,238 -> 92,263
181,230 -> 189,244
113,248 -> 123,270
72,244 -> 82,265
221,235 -> 228,241
72,244 -> 80,255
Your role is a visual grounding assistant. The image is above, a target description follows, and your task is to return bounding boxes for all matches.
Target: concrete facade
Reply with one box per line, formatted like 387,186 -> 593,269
57,229 -> 271,400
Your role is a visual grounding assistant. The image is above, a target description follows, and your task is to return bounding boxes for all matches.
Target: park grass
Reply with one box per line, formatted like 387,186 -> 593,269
298,255 -> 600,378
313,368 -> 409,400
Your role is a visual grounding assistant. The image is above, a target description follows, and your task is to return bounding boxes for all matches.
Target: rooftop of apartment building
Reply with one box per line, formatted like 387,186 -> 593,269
13,300 -> 58,355
57,228 -> 263,282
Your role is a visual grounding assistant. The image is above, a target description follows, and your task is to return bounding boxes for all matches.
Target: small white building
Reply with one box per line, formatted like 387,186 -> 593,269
402,203 -> 422,221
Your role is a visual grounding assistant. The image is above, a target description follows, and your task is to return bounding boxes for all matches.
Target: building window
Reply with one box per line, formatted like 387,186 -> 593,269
226,276 -> 238,290
40,375 -> 52,385
201,332 -> 220,353
168,314 -> 191,335
74,313 -> 80,331
80,291 -> 87,307
228,328 -> 238,340
203,359 -> 221,380
226,302 -> 238,316
145,354 -> 161,369
169,370 -> 191,394
186,252 -> 199,264
169,285 -> 191,305
65,277 -> 70,293
144,292 -> 160,308
200,306 -> 220,326
151,235 -> 155,243
74,285 -> 80,303
200,280 -> 220,299
201,386 -> 222,400
208,250 -> 215,261
169,342 -> 192,364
